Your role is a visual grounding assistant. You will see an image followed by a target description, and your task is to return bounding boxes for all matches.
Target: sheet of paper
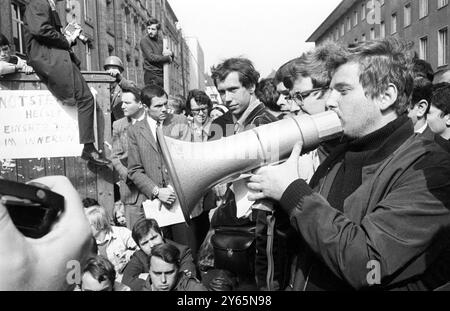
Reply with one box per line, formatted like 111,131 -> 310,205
231,177 -> 257,219
142,198 -> 185,227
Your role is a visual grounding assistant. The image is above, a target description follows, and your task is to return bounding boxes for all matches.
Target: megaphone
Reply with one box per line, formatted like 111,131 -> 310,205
157,111 -> 343,222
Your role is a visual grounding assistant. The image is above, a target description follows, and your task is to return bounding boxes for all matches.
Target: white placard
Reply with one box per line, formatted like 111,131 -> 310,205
0,90 -> 83,159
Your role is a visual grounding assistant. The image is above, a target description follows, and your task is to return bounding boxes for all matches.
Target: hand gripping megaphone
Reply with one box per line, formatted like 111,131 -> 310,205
157,111 -> 343,222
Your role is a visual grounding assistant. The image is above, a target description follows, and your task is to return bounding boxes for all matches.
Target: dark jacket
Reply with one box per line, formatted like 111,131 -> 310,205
122,239 -> 197,291
139,34 -> 172,76
281,118 -> 450,290
208,100 -> 293,289
110,78 -> 137,121
24,0 -> 79,105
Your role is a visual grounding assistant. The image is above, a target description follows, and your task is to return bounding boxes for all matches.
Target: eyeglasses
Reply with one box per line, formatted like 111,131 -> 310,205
285,87 -> 329,103
191,107 -> 209,115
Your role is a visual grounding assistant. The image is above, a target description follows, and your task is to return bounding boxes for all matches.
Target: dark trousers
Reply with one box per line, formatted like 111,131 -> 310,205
144,70 -> 164,88
125,203 -> 145,231
72,63 -> 95,144
162,211 -> 210,262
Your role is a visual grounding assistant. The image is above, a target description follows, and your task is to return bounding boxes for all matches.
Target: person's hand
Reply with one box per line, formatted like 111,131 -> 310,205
65,27 -> 82,45
158,187 -> 176,205
163,48 -> 173,57
247,143 -> 303,201
106,68 -> 121,79
0,176 -> 93,290
22,65 -> 34,75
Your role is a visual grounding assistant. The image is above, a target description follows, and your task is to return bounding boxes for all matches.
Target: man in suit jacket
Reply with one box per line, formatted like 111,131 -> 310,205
111,87 -> 146,230
127,84 -> 193,247
24,0 -> 109,166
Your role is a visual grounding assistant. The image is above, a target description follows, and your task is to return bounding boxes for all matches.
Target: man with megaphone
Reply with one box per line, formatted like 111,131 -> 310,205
247,38 -> 450,291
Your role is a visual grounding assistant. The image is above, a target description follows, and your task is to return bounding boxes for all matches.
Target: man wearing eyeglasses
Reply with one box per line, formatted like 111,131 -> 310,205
273,58 -> 301,118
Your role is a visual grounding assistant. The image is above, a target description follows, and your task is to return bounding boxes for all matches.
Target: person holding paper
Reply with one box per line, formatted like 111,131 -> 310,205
127,84 -> 196,253
24,0 -> 110,166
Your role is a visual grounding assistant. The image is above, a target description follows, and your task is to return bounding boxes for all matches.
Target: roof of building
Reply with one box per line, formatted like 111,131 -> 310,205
307,0 -> 358,42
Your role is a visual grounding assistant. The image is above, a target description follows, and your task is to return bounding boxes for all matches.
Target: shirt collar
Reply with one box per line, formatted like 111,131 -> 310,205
415,122 -> 428,134
234,96 -> 261,133
48,0 -> 56,10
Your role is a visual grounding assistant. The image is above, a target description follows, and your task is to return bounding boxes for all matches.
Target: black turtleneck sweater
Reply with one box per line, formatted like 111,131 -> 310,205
315,115 -> 411,212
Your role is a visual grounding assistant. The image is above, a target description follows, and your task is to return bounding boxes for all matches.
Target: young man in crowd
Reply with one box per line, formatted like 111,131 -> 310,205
111,87 -> 147,230
122,219 -> 196,291
144,243 -> 206,291
140,18 -> 173,87
0,33 -> 33,76
248,38 -> 450,290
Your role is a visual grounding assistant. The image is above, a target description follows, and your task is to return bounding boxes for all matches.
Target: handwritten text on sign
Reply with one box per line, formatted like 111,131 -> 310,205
0,90 -> 83,159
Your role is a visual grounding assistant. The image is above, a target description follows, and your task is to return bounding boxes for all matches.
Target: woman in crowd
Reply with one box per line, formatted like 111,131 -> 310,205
85,205 -> 137,279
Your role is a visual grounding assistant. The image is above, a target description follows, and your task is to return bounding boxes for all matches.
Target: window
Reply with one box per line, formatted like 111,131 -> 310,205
347,17 -> 351,31
380,21 -> 386,38
404,4 -> 411,27
11,2 -> 26,55
419,37 -> 428,60
361,3 -> 366,21
361,33 -> 366,42
341,23 -> 345,36
391,13 -> 397,34
335,28 -> 339,41
124,9 -> 130,41
85,45 -> 92,71
438,0 -> 448,8
419,0 -> 428,19
353,11 -> 358,26
370,28 -> 376,40
438,28 -> 448,66
83,0 -> 95,24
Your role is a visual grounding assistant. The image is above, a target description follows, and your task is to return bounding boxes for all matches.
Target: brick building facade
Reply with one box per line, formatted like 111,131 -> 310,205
0,0 -> 201,95
307,0 -> 450,78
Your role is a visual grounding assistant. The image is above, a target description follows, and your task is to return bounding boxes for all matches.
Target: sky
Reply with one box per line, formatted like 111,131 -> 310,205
169,0 -> 342,78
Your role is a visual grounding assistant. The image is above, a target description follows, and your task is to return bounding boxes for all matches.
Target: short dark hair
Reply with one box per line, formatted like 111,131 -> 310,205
413,57 -> 434,82
211,58 -> 260,89
327,37 -> 414,115
274,58 -> 300,86
150,243 -> 180,268
255,78 -> 281,112
185,89 -> 212,116
82,198 -> 99,208
431,82 -> 450,116
132,218 -> 163,246
285,42 -> 343,90
0,33 -> 10,46
145,18 -> 161,29
82,255 -> 116,286
122,86 -> 142,103
141,84 -> 167,108
411,77 -> 433,114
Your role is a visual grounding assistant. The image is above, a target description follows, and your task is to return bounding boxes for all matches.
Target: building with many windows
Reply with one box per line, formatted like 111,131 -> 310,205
307,0 -> 450,78
0,0 -> 204,95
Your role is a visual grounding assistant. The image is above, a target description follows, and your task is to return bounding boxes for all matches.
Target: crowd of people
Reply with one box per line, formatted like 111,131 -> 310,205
1,0 -> 450,292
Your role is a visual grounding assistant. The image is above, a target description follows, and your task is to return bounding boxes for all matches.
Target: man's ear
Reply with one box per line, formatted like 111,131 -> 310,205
416,100 -> 429,118
378,83 -> 398,111
248,84 -> 256,95
445,114 -> 450,127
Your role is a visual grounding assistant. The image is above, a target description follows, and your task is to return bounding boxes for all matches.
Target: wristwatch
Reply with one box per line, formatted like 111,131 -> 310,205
152,186 -> 160,199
